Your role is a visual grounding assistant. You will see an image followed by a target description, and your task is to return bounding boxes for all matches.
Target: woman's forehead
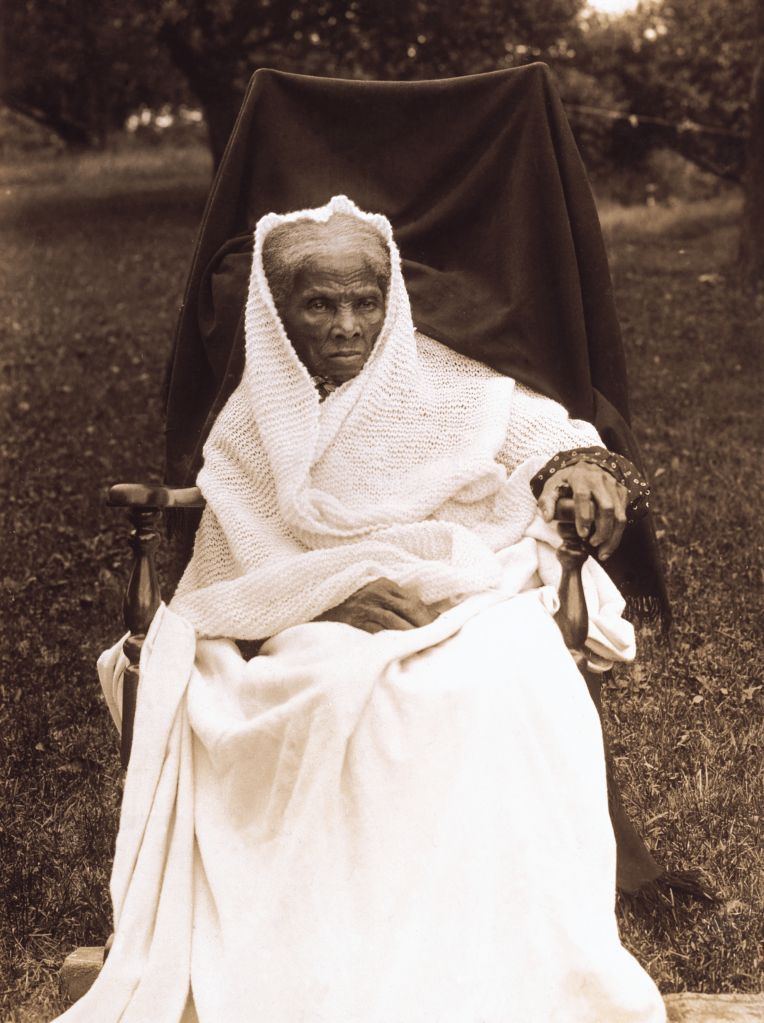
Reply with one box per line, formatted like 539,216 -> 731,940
296,248 -> 384,292
266,214 -> 387,266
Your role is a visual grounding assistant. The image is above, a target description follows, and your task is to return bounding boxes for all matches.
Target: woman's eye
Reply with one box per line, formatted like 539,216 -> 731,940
308,299 -> 328,311
360,299 -> 378,310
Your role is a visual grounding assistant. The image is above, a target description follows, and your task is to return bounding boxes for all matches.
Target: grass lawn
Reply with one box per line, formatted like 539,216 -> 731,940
0,146 -> 761,1021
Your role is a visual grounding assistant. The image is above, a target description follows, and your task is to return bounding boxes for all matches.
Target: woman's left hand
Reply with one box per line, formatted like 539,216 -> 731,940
537,461 -> 628,560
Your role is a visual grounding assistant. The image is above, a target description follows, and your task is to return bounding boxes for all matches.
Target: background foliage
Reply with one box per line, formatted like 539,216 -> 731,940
1,0 -> 756,175
573,0 -> 754,181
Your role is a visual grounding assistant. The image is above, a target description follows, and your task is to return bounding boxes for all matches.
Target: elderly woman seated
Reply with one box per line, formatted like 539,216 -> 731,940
60,196 -> 666,1023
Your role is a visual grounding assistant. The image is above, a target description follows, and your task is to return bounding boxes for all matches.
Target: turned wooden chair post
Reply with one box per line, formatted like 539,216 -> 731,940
552,496 -> 589,672
107,484 -> 204,768
551,495 -> 669,892
118,507 -> 162,769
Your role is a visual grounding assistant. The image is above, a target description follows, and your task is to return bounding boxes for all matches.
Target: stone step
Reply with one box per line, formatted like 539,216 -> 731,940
665,993 -> 764,1022
59,948 -> 764,1019
59,946 -> 104,1003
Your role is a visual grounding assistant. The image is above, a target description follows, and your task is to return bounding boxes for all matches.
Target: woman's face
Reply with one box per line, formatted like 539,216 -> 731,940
277,244 -> 386,384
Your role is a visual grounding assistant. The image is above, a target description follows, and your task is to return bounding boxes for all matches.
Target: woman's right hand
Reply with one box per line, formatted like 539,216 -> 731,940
315,578 -> 439,633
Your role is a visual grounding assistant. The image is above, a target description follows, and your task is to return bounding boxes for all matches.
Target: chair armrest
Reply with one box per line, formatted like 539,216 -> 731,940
107,483 -> 203,770
107,483 -> 205,509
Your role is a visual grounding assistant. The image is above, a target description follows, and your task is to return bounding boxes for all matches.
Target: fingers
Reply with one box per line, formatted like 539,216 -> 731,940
588,488 -> 614,548
598,517 -> 626,560
537,477 -> 563,522
373,581 -> 439,628
363,608 -> 416,633
342,578 -> 439,632
596,481 -> 628,560
587,472 -> 628,557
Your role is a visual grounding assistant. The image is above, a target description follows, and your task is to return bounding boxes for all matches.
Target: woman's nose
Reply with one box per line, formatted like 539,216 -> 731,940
331,307 -> 361,340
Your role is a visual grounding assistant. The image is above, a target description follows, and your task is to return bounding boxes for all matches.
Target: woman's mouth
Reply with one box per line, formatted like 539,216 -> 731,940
328,351 -> 363,361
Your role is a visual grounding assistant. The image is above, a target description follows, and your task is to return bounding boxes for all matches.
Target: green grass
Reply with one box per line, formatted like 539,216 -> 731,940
0,146 -> 761,1020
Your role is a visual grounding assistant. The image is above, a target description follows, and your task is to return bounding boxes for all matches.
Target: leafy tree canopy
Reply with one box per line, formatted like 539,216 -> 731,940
572,0 -> 755,182
2,0 -> 583,157
0,0 -> 756,182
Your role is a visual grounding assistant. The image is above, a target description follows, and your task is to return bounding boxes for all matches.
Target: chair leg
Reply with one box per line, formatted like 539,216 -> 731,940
551,505 -> 707,900
581,670 -> 663,893
120,506 -> 162,768
583,669 -> 714,902
59,947 -> 104,1004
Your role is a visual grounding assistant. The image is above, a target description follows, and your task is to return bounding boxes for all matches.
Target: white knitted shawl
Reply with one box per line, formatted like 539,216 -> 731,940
171,195 -> 600,640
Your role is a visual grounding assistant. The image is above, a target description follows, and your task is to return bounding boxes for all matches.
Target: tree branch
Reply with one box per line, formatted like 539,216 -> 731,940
673,141 -> 743,184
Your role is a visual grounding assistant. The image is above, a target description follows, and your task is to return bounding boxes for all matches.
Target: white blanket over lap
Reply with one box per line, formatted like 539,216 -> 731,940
54,534 -> 664,1023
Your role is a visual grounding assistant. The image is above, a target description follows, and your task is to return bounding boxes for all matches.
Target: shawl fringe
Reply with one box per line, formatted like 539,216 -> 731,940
619,869 -> 717,911
624,593 -> 672,632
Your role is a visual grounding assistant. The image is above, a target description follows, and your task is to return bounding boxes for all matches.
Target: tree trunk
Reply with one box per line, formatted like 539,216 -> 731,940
157,21 -> 244,171
738,8 -> 764,291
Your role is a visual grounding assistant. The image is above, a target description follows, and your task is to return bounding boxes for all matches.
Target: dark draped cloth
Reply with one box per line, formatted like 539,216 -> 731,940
163,62 -> 669,621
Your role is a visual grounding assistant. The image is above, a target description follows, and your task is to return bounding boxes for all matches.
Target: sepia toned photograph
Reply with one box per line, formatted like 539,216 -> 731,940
1,1 -> 761,1021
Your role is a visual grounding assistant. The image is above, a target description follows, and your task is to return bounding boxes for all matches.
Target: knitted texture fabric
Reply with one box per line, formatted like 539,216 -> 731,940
171,196 -> 601,640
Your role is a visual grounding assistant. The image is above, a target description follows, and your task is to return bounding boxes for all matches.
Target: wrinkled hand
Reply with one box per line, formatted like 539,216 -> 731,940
537,460 -> 628,560
315,578 -> 440,634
